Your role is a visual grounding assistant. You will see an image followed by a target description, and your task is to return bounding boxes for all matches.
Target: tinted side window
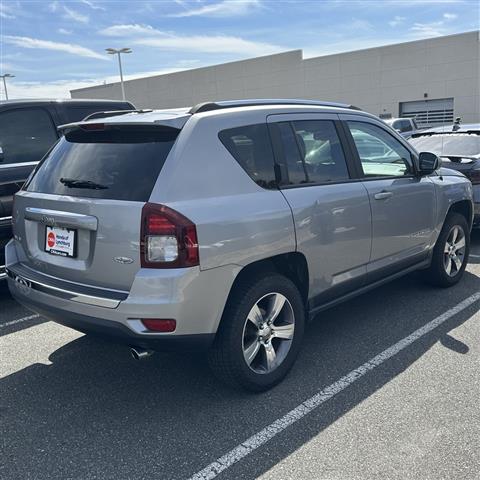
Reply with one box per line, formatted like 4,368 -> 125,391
218,124 -> 277,189
292,120 -> 349,184
0,108 -> 58,164
347,121 -> 413,177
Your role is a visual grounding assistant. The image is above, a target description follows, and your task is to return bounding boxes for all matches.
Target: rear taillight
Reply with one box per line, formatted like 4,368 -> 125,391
140,203 -> 199,268
469,169 -> 480,185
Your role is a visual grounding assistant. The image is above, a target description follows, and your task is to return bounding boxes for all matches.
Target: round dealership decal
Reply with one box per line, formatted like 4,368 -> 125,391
47,231 -> 56,248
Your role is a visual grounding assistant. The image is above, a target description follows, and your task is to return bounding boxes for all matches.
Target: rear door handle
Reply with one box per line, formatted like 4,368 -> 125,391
374,191 -> 393,200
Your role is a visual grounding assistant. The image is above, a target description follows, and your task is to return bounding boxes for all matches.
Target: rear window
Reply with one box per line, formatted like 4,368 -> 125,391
26,126 -> 178,202
218,124 -> 277,189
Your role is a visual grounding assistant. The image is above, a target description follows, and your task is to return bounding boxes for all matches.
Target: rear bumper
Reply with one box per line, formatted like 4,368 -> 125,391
0,216 -> 12,280
6,239 -> 239,351
8,289 -> 214,351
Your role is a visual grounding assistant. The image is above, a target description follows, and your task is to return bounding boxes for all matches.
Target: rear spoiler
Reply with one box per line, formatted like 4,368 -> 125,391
58,116 -> 189,133
82,109 -> 153,121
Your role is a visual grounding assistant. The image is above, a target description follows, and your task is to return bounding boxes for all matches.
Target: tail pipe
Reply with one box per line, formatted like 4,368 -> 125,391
130,347 -> 154,360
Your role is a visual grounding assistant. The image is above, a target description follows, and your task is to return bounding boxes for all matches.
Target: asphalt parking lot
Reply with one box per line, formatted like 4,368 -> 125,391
1,230 -> 480,480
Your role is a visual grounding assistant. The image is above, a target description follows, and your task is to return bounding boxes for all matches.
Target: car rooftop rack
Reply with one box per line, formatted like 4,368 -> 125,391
189,99 -> 362,114
82,109 -> 153,121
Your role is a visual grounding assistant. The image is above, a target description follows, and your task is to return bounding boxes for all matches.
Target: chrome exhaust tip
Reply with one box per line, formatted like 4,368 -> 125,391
130,347 -> 154,360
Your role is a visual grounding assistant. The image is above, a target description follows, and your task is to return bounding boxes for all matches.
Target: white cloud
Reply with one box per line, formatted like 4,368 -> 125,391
389,16 -> 406,27
62,6 -> 89,23
58,28 -> 73,35
443,12 -> 458,20
381,0 -> 462,4
99,23 -> 283,56
0,3 -> 16,18
48,1 -> 59,13
6,67 -> 197,99
410,21 -> 446,37
81,0 -> 106,10
350,19 -> 373,31
135,34 -> 282,56
169,0 -> 262,18
100,24 -> 160,37
3,36 -> 107,61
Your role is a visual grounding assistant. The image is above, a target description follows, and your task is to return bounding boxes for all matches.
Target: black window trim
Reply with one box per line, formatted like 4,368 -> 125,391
268,119 -> 361,189
342,118 -> 420,181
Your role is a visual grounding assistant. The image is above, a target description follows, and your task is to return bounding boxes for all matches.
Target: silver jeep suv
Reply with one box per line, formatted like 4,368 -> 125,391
6,99 -> 473,391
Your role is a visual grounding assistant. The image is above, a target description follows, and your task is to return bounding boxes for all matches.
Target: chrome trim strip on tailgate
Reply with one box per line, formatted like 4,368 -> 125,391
6,265 -> 127,309
24,207 -> 98,231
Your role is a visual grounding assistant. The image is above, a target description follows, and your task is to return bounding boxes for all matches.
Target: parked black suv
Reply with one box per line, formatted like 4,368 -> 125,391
0,99 -> 134,278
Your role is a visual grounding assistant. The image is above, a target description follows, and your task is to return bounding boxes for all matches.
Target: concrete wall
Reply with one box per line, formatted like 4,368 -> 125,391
71,31 -> 480,123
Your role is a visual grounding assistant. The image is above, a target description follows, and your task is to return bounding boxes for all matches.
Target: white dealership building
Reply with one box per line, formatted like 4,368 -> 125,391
71,31 -> 479,127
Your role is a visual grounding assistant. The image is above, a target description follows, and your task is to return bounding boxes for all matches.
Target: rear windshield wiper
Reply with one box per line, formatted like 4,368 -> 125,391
60,177 -> 109,189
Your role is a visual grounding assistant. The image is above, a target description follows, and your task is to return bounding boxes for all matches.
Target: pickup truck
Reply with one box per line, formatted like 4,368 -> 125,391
385,117 -> 422,139
0,99 -> 134,279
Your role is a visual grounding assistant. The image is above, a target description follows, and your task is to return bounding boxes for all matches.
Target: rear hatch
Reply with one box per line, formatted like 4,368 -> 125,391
13,122 -> 181,291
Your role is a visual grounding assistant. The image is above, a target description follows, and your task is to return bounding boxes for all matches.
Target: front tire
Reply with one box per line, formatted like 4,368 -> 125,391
425,212 -> 470,287
209,273 -> 305,392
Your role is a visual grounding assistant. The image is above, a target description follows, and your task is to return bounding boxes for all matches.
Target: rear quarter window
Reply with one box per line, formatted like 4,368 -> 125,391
26,126 -> 178,202
218,124 -> 277,189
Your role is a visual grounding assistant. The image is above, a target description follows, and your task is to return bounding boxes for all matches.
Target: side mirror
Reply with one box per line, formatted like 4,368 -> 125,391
418,151 -> 441,175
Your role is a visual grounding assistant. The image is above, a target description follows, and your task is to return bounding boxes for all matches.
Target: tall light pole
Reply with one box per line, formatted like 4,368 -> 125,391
0,74 -> 15,100
106,48 -> 131,101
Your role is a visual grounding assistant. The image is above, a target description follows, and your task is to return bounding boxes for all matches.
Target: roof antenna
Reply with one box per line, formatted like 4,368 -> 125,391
452,117 -> 461,131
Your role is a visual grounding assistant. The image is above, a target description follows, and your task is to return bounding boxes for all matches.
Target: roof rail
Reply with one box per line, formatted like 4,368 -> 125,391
82,109 -> 153,121
189,99 -> 362,114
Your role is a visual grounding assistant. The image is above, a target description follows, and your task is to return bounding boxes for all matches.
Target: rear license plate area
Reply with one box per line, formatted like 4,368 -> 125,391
45,226 -> 77,258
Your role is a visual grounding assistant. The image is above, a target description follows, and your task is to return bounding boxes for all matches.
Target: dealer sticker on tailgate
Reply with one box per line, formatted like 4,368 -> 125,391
45,226 -> 76,257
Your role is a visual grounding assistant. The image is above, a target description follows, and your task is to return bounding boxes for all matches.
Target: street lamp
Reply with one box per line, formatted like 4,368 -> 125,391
0,74 -> 15,100
106,48 -> 132,101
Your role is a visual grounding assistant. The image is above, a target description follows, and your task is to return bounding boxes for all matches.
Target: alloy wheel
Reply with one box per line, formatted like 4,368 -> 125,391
443,225 -> 466,277
242,292 -> 295,374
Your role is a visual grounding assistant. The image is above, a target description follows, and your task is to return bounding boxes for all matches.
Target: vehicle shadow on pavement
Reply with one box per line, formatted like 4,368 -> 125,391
1,267 -> 479,480
0,282 -> 48,337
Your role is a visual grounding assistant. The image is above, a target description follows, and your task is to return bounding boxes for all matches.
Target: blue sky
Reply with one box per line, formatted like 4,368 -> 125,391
0,0 -> 478,98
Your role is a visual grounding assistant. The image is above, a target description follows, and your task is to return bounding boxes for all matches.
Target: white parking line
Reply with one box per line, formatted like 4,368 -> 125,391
188,292 -> 480,480
0,314 -> 40,329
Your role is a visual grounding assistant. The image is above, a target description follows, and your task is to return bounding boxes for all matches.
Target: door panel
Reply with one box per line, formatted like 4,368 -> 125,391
341,115 -> 436,274
281,184 -> 372,302
362,177 -> 436,270
267,113 -> 372,304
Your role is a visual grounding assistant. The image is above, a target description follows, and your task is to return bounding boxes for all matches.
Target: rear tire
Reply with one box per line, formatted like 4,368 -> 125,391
209,273 -> 305,392
424,212 -> 470,287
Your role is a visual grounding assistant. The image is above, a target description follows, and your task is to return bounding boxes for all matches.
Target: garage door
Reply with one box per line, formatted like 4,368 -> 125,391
400,98 -> 454,128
